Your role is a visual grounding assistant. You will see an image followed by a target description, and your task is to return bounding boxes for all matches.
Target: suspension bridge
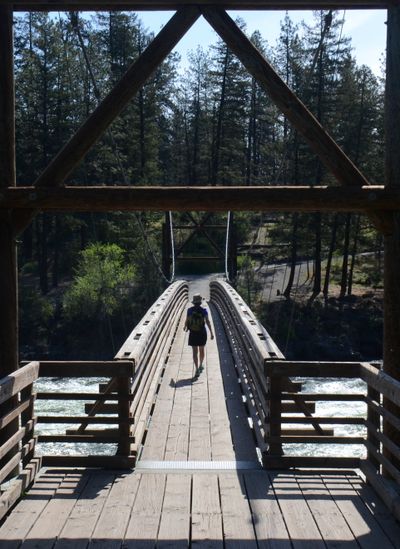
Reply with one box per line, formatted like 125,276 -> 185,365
1,277 -> 400,546
1,0 -> 400,545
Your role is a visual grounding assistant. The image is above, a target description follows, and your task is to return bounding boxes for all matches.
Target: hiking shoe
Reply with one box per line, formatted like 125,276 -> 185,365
198,364 -> 204,373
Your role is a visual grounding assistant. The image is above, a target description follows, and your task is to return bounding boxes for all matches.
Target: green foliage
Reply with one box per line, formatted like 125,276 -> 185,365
19,286 -> 55,352
63,243 -> 136,320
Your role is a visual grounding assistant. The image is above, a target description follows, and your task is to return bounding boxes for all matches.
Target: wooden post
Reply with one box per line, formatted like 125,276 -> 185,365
367,382 -> 381,473
117,376 -> 132,457
0,5 -> 19,477
266,365 -> 283,458
383,5 -> 400,475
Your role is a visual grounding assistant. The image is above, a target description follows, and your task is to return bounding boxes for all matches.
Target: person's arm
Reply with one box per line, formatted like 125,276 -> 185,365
184,314 -> 189,332
205,316 -> 214,339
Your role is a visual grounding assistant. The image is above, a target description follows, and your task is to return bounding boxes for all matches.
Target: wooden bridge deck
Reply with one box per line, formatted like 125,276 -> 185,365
1,303 -> 400,548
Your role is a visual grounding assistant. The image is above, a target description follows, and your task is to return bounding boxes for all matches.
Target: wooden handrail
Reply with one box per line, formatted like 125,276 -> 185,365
359,362 -> 400,407
0,362 -> 40,521
0,361 -> 39,405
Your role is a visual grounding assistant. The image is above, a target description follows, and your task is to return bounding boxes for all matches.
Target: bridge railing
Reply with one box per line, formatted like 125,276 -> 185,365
0,361 -> 41,521
35,360 -> 135,468
3,281 -> 188,479
115,279 -> 188,457
36,280 -> 188,465
264,359 -> 400,521
210,279 -> 284,454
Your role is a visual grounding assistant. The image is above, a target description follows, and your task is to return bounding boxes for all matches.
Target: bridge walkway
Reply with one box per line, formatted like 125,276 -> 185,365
0,288 -> 400,547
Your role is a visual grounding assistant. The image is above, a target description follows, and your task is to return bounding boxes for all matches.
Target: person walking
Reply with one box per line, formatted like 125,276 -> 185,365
184,293 -> 214,379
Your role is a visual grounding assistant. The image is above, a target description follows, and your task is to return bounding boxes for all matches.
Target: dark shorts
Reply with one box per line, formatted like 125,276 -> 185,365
188,329 -> 207,347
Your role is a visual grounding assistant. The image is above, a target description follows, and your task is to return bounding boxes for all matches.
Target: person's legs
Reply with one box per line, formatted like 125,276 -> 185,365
199,346 -> 205,368
192,346 -> 199,370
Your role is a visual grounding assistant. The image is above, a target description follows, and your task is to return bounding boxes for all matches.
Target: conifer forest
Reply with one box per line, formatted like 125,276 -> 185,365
16,11 -> 385,361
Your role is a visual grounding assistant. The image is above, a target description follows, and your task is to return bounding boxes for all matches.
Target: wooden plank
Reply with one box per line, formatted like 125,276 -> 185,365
0,362 -> 39,405
8,1 -> 393,13
280,416 -> 365,424
0,468 -> 65,547
124,473 -> 166,547
266,360 -> 361,378
263,455 -> 360,468
281,402 -> 316,413
140,313 -> 187,460
219,473 -> 258,546
5,185 -> 400,213
359,362 -> 400,407
37,415 -> 134,424
36,392 -> 128,401
0,420 -> 35,460
213,308 -> 259,461
189,351 -> 212,459
0,457 -> 41,523
162,313 -> 193,461
41,455 -> 135,468
244,471 -> 291,548
157,474 -> 191,547
271,472 -> 326,549
88,472 -> 141,549
324,474 -> 396,549
38,360 -> 134,378
266,435 -> 365,444
346,472 -> 400,548
206,311 -> 235,460
360,460 -> 400,525
53,471 -> 116,549
191,473 -> 223,547
280,393 -> 365,401
38,434 -> 130,443
21,470 -> 92,549
295,473 -> 359,548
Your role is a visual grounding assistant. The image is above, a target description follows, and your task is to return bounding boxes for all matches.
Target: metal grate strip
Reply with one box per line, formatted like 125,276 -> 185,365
135,460 -> 261,472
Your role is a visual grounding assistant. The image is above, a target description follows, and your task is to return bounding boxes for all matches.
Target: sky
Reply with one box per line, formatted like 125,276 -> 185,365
138,9 -> 387,76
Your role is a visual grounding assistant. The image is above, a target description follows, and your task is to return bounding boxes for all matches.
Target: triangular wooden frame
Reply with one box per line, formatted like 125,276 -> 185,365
9,5 -> 391,234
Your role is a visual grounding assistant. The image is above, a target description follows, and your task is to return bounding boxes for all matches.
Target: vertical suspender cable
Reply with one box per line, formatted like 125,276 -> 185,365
168,211 -> 176,283
225,211 -> 232,283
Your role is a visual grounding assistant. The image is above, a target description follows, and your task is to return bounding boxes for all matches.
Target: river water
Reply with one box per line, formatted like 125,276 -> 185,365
34,376 -> 368,460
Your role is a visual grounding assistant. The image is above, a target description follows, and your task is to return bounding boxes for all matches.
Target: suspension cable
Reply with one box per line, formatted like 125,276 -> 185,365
70,12 -> 175,284
168,211 -> 176,282
224,211 -> 232,283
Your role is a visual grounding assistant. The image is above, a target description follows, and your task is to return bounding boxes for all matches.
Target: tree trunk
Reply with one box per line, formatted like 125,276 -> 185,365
323,213 -> 338,300
211,48 -> 228,186
347,214 -> 361,295
283,213 -> 299,299
340,213 -> 351,299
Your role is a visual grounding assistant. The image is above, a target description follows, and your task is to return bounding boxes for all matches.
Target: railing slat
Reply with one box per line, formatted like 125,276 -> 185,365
0,361 -> 39,405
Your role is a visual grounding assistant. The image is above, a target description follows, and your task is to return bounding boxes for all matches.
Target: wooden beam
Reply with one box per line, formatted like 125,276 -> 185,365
0,6 -> 17,380
9,1 -> 393,12
38,360 -> 135,377
13,6 -> 200,234
2,185 -> 400,212
0,5 -> 19,479
384,4 -> 400,475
